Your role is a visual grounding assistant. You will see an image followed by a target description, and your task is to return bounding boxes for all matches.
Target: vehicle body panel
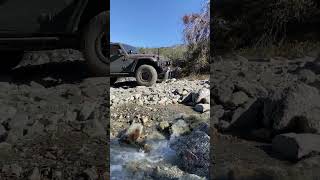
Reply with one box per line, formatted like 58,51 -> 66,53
0,0 -> 107,50
110,42 -> 172,78
0,0 -> 82,37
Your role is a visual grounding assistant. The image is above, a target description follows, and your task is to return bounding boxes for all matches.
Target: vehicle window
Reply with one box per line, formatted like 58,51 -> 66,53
122,44 -> 139,54
111,45 -> 121,56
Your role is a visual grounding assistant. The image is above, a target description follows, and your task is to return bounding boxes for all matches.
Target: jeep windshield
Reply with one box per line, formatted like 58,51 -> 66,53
122,44 -> 139,54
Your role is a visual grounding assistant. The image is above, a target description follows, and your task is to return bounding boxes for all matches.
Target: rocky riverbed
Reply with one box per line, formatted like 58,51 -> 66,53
110,78 -> 210,179
0,50 -> 109,179
212,54 -> 320,179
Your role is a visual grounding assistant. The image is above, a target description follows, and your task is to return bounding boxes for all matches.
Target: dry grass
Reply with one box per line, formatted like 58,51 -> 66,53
182,73 -> 210,81
237,40 -> 320,59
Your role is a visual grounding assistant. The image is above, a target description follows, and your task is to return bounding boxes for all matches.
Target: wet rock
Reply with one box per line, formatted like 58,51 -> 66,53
170,131 -> 210,177
194,104 -> 210,113
153,164 -> 185,179
272,133 -> 320,160
171,120 -> 190,137
119,123 -> 144,144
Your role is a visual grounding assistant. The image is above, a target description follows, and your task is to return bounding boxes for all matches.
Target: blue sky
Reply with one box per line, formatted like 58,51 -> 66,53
111,0 -> 205,48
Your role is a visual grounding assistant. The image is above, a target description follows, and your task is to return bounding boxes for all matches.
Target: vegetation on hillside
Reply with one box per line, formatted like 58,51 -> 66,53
214,0 -> 320,57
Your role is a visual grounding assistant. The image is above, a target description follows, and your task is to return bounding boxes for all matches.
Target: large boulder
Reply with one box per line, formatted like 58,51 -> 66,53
170,131 -> 210,177
263,83 -> 320,133
272,133 -> 320,160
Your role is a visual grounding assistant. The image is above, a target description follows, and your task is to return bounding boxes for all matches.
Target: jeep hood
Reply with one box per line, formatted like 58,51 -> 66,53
127,54 -> 167,60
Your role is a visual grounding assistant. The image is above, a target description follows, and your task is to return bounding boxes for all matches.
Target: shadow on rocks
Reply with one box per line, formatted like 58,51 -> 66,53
112,80 -> 138,88
5,60 -> 92,87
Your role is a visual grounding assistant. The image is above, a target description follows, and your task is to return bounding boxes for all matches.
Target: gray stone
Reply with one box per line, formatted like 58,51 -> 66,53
79,101 -> 97,121
298,69 -> 316,84
272,133 -> 320,160
230,91 -> 249,106
194,104 -> 210,113
29,167 -> 41,180
263,83 -> 320,133
211,105 -> 224,119
195,88 -> 210,104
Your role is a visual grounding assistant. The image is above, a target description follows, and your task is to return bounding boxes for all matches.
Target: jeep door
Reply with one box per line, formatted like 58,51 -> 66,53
110,44 -> 134,73
0,0 -> 85,37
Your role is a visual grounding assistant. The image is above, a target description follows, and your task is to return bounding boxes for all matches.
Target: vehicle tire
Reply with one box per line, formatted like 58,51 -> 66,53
135,65 -> 158,87
82,11 -> 108,76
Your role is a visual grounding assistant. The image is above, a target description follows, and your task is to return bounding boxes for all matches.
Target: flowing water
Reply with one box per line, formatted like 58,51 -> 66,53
110,138 -> 178,180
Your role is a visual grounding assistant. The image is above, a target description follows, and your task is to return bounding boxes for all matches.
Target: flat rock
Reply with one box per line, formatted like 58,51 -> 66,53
272,133 -> 320,160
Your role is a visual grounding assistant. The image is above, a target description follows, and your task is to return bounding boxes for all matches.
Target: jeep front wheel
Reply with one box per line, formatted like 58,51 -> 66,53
135,65 -> 158,86
82,11 -> 108,76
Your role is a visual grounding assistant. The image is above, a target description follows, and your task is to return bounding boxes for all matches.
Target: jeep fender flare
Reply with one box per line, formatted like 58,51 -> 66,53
133,58 -> 161,74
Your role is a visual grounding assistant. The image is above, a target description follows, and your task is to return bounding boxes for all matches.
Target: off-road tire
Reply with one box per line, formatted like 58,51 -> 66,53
82,11 -> 108,76
135,65 -> 158,87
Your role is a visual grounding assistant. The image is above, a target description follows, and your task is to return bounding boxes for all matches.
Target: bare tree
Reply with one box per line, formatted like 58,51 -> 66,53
182,0 -> 210,73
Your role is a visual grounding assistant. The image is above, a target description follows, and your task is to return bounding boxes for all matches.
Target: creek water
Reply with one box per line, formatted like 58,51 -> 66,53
110,138 -> 178,180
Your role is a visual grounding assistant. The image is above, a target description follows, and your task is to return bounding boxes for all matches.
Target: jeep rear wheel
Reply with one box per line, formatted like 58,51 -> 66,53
82,11 -> 108,76
135,65 -> 158,86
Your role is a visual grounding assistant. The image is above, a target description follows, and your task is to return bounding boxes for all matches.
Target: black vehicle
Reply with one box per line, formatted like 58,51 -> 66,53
0,0 -> 108,75
110,42 -> 172,86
